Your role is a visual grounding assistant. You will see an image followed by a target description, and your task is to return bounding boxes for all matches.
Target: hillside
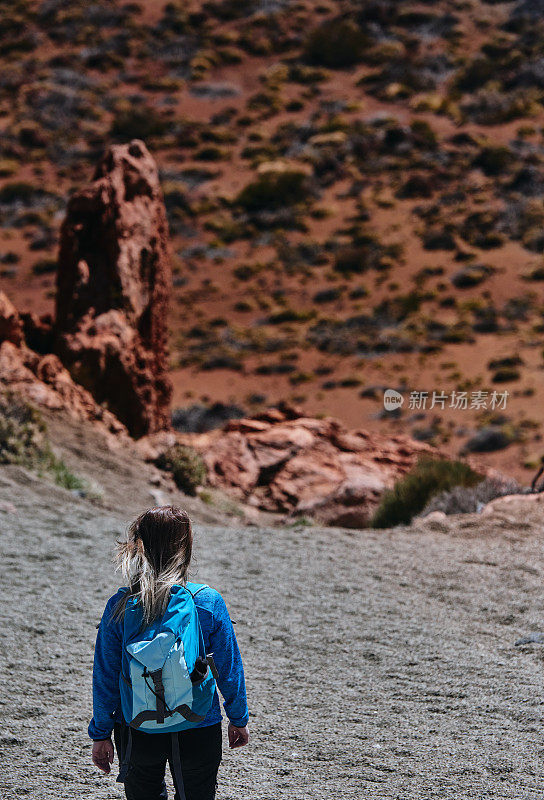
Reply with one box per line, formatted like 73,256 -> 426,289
2,409 -> 544,798
3,0 -> 544,480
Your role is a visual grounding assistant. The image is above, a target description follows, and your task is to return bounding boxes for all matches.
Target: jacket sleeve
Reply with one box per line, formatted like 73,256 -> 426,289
88,593 -> 123,740
209,592 -> 249,727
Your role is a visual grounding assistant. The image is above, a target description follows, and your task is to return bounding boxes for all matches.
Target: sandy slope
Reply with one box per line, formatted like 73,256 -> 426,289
2,462 -> 544,799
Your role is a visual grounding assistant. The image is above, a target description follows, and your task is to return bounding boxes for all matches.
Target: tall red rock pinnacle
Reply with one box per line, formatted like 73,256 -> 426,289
55,140 -> 172,437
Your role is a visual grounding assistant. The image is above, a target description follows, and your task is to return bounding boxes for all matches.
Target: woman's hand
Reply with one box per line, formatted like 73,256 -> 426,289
92,738 -> 114,773
228,722 -> 249,749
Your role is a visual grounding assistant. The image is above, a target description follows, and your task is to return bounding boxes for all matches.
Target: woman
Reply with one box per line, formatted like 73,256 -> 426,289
89,505 -> 249,800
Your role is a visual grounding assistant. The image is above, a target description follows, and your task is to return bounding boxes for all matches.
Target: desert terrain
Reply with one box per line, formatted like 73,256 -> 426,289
4,0 -> 544,478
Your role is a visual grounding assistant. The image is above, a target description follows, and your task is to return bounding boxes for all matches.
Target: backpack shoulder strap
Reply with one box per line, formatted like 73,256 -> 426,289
184,581 -> 209,598
181,583 -> 222,691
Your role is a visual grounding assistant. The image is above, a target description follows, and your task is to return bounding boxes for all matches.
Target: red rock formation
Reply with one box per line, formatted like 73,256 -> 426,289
55,139 -> 172,437
21,311 -> 54,355
0,292 -> 24,347
142,402 -> 456,527
0,292 -> 126,437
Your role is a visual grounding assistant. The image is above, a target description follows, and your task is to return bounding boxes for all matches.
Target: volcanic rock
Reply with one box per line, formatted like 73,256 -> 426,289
55,139 -> 172,437
20,311 -> 55,355
0,292 -> 24,347
0,292 -> 126,437
154,404 -> 452,528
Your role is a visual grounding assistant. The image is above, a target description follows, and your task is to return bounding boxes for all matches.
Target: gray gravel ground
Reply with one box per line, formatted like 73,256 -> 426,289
2,463 -> 544,799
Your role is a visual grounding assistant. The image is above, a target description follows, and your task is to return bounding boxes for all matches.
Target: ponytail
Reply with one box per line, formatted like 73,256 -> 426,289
113,506 -> 193,625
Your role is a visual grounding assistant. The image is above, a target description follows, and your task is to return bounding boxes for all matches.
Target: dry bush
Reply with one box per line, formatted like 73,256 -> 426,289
419,475 -> 523,516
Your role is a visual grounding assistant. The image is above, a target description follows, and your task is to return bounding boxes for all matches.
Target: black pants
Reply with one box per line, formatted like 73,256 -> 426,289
114,721 -> 222,800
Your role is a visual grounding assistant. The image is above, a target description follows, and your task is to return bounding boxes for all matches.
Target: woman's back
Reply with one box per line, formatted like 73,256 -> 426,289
89,506 -> 249,800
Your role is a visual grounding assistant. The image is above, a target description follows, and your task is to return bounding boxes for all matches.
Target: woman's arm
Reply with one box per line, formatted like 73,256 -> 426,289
88,593 -> 123,741
209,592 -> 249,729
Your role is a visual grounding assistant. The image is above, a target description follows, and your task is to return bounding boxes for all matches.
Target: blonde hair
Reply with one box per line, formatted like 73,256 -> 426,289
114,506 -> 193,625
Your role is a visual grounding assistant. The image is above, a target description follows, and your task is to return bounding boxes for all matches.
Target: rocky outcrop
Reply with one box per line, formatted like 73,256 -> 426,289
21,311 -> 55,355
140,402 -> 449,527
0,292 -> 24,347
55,139 -> 172,437
0,292 -> 126,438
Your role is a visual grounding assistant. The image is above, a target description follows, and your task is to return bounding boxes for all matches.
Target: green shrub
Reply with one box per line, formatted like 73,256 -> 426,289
233,263 -> 263,280
423,228 -> 456,251
241,143 -> 277,160
463,426 -> 515,454
459,210 -> 503,249
233,301 -> 252,312
156,444 -> 207,495
370,457 -> 482,528
236,170 -> 310,211
410,119 -> 438,149
267,308 -> 315,324
333,237 -> 392,274
194,146 -> 226,161
314,288 -> 341,303
32,257 -> 57,275
451,265 -> 492,288
204,0 -> 254,21
110,107 -> 171,141
0,181 -> 37,203
455,56 -> 495,91
396,174 -> 434,199
287,64 -> 328,84
487,355 -> 523,370
0,392 -> 86,490
491,367 -> 520,383
374,292 -> 426,322
286,99 -> 305,112
0,33 -> 35,57
247,91 -> 281,115
304,18 -> 368,68
523,265 -> 544,281
47,454 -> 85,490
0,392 -> 47,466
0,159 -> 18,177
473,145 -> 514,176
463,88 -> 540,125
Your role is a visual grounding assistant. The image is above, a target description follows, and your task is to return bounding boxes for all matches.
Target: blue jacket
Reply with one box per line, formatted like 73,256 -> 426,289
88,584 -> 249,740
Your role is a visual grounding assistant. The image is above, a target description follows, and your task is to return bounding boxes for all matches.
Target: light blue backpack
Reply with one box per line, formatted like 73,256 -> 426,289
116,582 -> 218,795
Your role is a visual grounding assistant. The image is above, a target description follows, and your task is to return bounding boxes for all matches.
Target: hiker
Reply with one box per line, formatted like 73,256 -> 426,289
88,505 -> 249,800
